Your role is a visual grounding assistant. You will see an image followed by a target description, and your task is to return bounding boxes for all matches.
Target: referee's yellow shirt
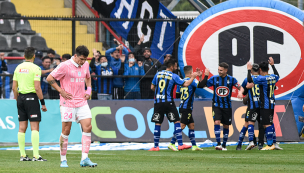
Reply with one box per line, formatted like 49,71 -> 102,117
13,62 -> 41,94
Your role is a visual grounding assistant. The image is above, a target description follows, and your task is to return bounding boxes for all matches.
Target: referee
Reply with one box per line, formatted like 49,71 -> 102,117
12,47 -> 47,161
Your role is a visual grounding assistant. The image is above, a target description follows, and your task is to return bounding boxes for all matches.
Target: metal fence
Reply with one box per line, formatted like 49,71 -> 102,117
0,16 -> 192,100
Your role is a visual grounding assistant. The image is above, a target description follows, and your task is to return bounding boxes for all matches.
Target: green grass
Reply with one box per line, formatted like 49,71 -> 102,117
0,144 -> 303,173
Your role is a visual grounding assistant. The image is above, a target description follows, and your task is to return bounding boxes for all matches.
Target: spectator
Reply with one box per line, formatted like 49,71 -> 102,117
158,54 -> 172,71
62,54 -> 71,62
138,47 -> 161,99
53,55 -> 61,69
106,43 -> 128,99
47,49 -> 56,68
0,53 -> 7,98
91,55 -> 114,99
40,56 -> 53,99
48,56 -> 61,99
33,50 -> 43,67
123,52 -> 145,99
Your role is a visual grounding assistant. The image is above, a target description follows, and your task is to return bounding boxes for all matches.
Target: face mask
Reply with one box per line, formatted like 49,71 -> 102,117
129,59 -> 135,62
101,62 -> 108,67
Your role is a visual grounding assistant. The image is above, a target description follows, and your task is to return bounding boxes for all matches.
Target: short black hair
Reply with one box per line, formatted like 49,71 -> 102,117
24,47 -> 35,59
184,66 -> 193,74
47,49 -> 55,55
165,58 -> 177,68
76,45 -> 89,57
98,55 -> 106,62
62,54 -> 71,60
128,52 -> 135,57
219,62 -> 229,69
259,61 -> 269,72
252,63 -> 260,72
42,56 -> 51,62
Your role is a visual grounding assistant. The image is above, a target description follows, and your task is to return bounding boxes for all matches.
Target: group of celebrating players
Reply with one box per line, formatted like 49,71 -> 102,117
149,57 -> 282,151
13,45 -> 283,169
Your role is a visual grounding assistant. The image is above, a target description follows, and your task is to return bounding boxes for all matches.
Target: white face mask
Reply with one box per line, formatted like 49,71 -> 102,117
101,62 -> 108,67
129,58 -> 135,62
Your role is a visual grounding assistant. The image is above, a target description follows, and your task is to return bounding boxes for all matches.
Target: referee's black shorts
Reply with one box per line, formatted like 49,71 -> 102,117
17,93 -> 41,122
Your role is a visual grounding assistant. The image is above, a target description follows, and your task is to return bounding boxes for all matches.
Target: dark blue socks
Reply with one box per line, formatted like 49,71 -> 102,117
154,125 -> 161,148
238,126 -> 248,146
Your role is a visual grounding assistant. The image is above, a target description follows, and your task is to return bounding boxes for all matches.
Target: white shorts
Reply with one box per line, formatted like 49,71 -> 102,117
60,104 -> 92,123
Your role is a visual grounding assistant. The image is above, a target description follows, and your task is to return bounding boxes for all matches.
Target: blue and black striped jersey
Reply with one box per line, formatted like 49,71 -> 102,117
242,76 -> 260,109
152,70 -> 185,103
207,75 -> 239,108
176,78 -> 199,110
252,74 -> 279,109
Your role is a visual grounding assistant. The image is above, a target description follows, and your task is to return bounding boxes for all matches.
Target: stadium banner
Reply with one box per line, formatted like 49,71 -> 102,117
89,100 -> 299,142
92,0 -> 176,63
0,100 -> 299,143
178,0 -> 304,134
0,100 -> 82,143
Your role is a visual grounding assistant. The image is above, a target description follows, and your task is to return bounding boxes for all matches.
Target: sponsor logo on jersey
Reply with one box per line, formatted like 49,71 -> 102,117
216,86 -> 229,97
19,69 -> 29,73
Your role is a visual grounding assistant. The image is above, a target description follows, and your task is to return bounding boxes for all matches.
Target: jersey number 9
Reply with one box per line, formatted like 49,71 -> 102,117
159,79 -> 166,93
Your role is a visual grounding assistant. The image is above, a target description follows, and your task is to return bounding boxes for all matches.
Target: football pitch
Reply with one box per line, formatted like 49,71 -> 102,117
0,144 -> 303,173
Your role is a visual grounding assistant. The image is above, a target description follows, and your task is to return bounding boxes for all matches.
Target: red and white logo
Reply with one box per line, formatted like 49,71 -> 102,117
19,69 -> 29,73
216,86 -> 229,97
31,114 -> 37,118
182,7 -> 304,98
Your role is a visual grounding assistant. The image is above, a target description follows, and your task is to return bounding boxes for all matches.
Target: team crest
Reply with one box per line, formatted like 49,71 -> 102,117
78,71 -> 81,76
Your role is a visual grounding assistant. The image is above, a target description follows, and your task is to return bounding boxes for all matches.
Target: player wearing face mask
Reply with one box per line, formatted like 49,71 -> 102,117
90,55 -> 113,99
123,52 -> 145,99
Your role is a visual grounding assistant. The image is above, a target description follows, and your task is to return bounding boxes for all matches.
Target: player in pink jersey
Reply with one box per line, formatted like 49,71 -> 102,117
46,45 -> 97,168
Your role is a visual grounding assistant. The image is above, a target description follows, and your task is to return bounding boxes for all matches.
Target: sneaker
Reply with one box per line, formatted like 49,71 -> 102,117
60,160 -> 69,168
222,147 -> 227,151
261,145 -> 275,150
192,146 -> 203,151
274,143 -> 283,150
148,147 -> 159,151
168,143 -> 178,151
215,144 -> 222,150
32,155 -> 47,161
178,144 -> 192,151
258,143 -> 264,150
236,145 -> 242,150
80,158 -> 97,167
20,155 -> 32,161
245,141 -> 255,150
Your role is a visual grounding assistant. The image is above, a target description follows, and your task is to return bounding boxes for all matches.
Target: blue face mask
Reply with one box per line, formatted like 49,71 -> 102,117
101,62 -> 108,67
129,59 -> 135,63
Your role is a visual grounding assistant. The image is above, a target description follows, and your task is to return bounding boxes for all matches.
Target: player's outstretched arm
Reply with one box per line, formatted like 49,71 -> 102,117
46,74 -> 72,100
183,72 -> 198,87
269,57 -> 279,77
197,68 -> 209,88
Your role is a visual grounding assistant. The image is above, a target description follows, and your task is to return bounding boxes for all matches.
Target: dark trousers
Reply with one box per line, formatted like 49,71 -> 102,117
113,87 -> 124,99
140,79 -> 154,99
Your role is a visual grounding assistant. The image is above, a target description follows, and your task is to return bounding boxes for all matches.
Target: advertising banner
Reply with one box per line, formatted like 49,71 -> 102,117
0,100 -> 299,143
89,100 -> 299,142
